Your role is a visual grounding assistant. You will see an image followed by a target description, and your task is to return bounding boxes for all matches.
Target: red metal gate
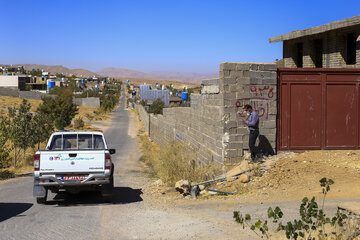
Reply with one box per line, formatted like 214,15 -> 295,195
277,68 -> 360,150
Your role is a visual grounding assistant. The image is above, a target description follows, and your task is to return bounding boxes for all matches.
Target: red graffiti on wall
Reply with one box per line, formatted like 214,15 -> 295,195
235,85 -> 274,120
236,98 -> 270,120
249,85 -> 274,99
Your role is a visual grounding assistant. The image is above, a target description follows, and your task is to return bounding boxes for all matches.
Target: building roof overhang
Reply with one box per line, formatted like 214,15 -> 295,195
269,15 -> 360,43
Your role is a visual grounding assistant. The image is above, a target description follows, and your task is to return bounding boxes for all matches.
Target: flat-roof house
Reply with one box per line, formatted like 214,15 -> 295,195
0,75 -> 27,90
270,15 -> 360,68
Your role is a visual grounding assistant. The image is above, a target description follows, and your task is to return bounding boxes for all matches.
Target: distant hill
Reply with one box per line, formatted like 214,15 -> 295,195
8,64 -> 99,78
96,67 -> 218,83
96,67 -> 153,79
4,64 -> 218,83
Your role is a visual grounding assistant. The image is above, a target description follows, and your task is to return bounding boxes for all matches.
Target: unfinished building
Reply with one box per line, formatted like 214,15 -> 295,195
270,15 -> 360,69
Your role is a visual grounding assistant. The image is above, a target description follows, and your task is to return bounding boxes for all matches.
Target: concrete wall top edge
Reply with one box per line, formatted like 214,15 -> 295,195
220,62 -> 277,71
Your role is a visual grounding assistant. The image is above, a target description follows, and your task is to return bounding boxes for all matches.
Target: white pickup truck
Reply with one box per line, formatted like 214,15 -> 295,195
33,131 -> 116,204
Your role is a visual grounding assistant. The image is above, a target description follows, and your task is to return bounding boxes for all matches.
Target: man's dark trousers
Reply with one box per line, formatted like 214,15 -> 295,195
249,129 -> 259,161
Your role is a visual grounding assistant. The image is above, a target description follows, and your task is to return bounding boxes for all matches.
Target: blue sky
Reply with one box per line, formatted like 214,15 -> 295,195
1,0 -> 359,73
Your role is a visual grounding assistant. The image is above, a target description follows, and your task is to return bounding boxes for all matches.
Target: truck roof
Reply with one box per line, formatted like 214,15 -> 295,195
52,131 -> 104,135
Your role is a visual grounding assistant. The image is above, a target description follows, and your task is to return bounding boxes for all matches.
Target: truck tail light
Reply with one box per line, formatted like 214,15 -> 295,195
34,154 -> 40,171
105,153 -> 111,169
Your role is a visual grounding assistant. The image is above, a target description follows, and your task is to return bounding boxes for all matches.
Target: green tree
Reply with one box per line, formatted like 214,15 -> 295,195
99,83 -> 121,112
18,66 -> 25,74
31,113 -> 54,150
49,86 -> 74,96
29,69 -> 42,76
149,98 -> 165,115
56,73 -> 66,78
37,91 -> 78,130
67,80 -> 78,91
8,99 -> 34,167
0,117 -> 10,168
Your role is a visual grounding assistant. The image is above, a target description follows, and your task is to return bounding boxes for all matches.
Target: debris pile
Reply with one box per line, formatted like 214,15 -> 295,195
172,151 -> 299,199
175,180 -> 191,196
146,150 -> 360,202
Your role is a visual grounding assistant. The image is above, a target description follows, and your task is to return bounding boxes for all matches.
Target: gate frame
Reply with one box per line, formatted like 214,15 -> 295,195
277,67 -> 360,152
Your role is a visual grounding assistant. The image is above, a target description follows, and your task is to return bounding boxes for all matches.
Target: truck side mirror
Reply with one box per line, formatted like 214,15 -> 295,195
109,149 -> 116,155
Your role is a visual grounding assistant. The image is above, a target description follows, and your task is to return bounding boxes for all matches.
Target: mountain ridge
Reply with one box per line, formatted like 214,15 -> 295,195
3,64 -> 218,82
5,64 -> 99,78
96,67 -> 218,83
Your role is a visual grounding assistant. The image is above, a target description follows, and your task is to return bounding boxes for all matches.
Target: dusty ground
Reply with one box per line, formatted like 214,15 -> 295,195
245,150 -> 360,202
138,148 -> 360,239
146,149 -> 360,204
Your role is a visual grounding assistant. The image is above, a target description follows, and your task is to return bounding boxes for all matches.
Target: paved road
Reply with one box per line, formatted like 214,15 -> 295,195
0,88 -> 252,240
1,88 -> 358,240
0,88 -> 141,239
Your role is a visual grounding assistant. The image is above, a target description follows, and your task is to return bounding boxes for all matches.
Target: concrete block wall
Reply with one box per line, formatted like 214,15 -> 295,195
0,87 -> 19,97
137,62 -> 277,166
136,79 -> 224,165
173,92 -> 224,165
19,90 -> 48,100
73,97 -> 100,108
137,105 -> 150,133
148,87 -> 224,165
0,87 -> 48,100
149,112 -> 176,147
219,62 -> 277,164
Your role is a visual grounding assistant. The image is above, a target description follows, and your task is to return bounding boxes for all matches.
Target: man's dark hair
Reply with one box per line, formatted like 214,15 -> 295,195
244,104 -> 252,110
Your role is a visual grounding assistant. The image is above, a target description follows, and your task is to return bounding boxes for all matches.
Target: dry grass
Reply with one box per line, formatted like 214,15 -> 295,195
139,133 -> 221,186
77,105 -> 98,120
0,96 -> 42,113
0,143 -> 47,180
0,96 -> 104,121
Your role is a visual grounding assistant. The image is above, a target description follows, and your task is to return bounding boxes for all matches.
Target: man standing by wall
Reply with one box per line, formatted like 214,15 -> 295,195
242,104 -> 259,161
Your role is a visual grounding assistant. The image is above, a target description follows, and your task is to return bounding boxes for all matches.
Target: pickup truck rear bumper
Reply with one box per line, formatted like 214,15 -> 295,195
37,173 -> 110,186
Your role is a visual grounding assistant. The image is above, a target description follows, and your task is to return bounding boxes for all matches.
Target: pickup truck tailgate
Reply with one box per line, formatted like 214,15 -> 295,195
39,151 -> 106,173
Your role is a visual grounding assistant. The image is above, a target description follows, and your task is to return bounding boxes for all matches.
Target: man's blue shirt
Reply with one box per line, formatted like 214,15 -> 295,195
246,111 -> 259,130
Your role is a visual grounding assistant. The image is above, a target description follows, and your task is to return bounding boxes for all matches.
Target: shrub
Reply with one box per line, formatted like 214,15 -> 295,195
85,113 -> 94,121
0,170 -> 15,180
49,86 -> 73,96
233,178 -> 354,240
0,117 -> 10,168
73,118 -> 85,130
139,135 -> 221,186
149,98 -> 165,115
140,99 -> 148,106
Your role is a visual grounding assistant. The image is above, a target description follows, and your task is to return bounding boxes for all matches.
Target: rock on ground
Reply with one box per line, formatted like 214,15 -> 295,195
238,174 -> 250,183
175,180 -> 191,195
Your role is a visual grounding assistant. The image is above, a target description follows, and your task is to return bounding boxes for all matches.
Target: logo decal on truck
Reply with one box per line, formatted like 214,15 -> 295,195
49,154 -> 95,161
60,157 -> 95,161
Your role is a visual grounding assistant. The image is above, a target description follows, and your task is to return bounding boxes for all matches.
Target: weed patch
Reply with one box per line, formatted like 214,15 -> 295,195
139,133 -> 221,186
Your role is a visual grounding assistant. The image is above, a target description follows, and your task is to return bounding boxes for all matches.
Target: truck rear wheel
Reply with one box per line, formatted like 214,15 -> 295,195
36,189 -> 48,204
101,174 -> 114,202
